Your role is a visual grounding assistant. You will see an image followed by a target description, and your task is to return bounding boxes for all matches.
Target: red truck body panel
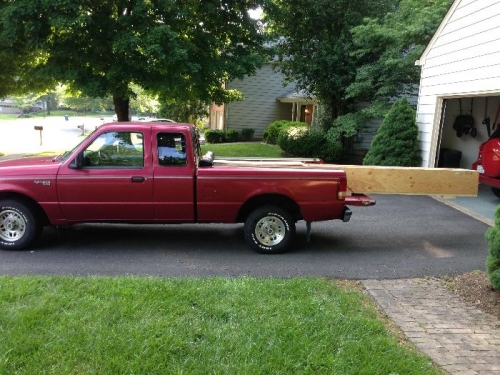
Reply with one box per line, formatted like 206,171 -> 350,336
472,135 -> 500,191
196,166 -> 346,222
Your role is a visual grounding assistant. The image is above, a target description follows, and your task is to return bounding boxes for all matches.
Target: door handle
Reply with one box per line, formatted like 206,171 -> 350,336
131,176 -> 146,183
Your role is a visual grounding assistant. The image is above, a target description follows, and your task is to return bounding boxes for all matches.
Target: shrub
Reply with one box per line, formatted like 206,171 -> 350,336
276,125 -> 342,162
363,97 -> 422,167
240,128 -> 255,141
264,120 -> 306,145
225,129 -> 239,143
485,206 -> 500,290
204,129 -> 226,144
277,125 -> 309,156
324,128 -> 344,162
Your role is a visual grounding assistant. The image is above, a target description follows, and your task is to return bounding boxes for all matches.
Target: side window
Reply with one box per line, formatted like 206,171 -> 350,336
83,131 -> 144,168
157,133 -> 187,166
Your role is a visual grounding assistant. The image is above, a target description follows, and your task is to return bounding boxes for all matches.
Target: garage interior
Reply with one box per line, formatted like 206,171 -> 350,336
437,96 -> 500,170
436,95 -> 500,221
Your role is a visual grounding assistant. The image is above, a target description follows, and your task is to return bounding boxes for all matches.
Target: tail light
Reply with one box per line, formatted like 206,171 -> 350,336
482,139 -> 500,177
338,178 -> 347,200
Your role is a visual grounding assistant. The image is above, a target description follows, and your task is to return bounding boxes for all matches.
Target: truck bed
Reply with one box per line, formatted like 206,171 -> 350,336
214,158 -> 479,197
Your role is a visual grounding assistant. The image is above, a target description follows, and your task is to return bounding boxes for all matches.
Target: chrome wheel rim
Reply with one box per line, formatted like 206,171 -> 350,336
0,209 -> 26,242
254,216 -> 286,246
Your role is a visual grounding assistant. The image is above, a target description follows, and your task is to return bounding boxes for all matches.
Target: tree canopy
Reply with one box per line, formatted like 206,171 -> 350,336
347,0 -> 453,118
0,0 -> 265,120
263,0 -> 397,125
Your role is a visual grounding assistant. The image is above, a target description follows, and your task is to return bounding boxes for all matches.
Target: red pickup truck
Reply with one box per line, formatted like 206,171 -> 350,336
0,122 -> 375,253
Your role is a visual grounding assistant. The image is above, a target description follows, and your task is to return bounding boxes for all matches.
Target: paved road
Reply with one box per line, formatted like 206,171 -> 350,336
0,195 -> 489,278
0,116 -> 106,154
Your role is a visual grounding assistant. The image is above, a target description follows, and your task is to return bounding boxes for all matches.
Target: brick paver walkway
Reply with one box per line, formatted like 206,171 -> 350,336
362,278 -> 500,374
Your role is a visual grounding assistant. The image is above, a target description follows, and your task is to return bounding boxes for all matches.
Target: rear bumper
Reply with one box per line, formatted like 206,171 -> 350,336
341,194 -> 375,222
344,194 -> 376,207
478,173 -> 500,189
342,207 -> 352,222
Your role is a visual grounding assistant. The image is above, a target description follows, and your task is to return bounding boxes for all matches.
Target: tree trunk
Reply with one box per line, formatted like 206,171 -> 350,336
113,96 -> 130,121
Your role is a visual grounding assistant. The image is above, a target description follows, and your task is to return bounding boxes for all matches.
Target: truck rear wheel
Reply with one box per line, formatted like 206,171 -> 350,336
244,206 -> 295,254
0,199 -> 40,250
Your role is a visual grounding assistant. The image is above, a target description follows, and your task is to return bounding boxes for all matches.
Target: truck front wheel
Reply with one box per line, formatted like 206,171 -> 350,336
0,200 -> 40,250
244,206 -> 295,254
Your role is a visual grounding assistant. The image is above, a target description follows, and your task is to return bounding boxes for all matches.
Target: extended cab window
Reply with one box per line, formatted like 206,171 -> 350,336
83,131 -> 144,167
157,133 -> 187,166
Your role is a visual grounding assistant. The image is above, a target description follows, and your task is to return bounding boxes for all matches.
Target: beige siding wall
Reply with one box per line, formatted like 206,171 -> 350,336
227,64 -> 296,138
417,0 -> 500,166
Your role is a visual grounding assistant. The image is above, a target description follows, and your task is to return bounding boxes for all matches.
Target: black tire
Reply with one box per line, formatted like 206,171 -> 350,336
244,206 -> 295,254
491,187 -> 500,198
0,199 -> 40,250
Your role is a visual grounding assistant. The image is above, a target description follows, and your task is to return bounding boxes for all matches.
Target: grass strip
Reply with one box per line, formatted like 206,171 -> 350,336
0,276 -> 441,374
201,142 -> 283,158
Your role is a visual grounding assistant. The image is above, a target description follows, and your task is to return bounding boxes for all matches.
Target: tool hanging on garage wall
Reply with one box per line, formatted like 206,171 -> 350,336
491,100 -> 500,134
482,97 -> 491,137
453,98 -> 477,137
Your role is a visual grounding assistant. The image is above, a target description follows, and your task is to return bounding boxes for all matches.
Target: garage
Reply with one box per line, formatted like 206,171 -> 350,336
415,0 -> 500,175
435,96 -> 500,170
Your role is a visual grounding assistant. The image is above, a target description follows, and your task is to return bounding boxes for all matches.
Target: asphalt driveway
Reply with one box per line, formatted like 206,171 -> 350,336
0,194 -> 489,279
0,117 -> 494,279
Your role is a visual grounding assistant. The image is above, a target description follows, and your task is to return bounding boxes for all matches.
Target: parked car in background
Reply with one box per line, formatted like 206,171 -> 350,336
472,128 -> 500,197
147,118 -> 176,123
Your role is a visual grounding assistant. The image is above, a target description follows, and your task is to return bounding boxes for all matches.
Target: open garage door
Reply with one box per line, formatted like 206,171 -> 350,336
435,96 -> 500,170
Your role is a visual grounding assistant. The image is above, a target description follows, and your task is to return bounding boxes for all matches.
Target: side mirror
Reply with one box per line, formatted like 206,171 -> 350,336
199,151 -> 214,167
69,152 -> 84,169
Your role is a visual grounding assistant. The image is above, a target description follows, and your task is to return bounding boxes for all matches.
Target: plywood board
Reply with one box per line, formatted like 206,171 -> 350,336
333,165 -> 478,197
213,159 -> 479,197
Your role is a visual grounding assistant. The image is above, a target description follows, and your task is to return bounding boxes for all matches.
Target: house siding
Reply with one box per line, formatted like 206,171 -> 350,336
416,0 -> 500,167
355,96 -> 417,152
226,64 -> 296,138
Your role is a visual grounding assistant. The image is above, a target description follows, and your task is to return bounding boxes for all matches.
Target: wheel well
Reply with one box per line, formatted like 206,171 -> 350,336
237,194 -> 302,223
0,192 -> 50,226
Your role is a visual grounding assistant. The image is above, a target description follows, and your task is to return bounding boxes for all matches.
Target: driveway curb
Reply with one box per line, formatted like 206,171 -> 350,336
433,195 -> 494,227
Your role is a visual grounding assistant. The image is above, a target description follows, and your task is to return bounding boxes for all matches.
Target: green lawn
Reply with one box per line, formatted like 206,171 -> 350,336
0,276 -> 441,375
0,110 -> 113,120
201,142 -> 283,158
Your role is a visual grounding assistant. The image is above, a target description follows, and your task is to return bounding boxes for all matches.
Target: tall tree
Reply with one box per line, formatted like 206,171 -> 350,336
263,0 -> 396,127
0,0 -> 265,120
347,0 -> 453,118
